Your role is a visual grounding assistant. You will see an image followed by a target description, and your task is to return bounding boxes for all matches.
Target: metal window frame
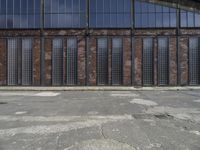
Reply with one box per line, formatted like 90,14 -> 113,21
157,36 -> 169,86
66,37 -> 78,85
188,36 -> 200,85
96,37 -> 109,85
52,37 -> 64,86
111,37 -> 124,85
21,37 -> 34,85
142,37 -> 154,86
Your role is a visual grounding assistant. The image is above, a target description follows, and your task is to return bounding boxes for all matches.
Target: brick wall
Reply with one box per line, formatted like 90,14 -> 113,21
0,29 -> 199,86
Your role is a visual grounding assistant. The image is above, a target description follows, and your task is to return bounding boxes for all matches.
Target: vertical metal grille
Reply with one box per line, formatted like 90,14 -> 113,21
112,38 -> 123,85
189,37 -> 200,85
52,38 -> 63,85
22,39 -> 33,85
66,38 -> 78,85
97,38 -> 108,85
158,37 -> 169,85
7,39 -> 18,85
143,38 -> 154,85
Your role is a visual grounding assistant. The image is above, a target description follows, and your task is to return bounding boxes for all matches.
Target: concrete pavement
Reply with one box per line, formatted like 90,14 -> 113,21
0,90 -> 199,150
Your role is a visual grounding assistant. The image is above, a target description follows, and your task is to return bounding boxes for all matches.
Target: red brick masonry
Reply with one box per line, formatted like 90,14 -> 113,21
0,29 -> 199,86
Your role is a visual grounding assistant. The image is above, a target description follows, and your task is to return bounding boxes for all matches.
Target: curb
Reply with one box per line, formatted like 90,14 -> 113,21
0,86 -> 200,91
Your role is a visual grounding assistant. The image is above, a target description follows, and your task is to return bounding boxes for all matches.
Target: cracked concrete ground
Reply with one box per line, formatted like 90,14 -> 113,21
0,90 -> 199,150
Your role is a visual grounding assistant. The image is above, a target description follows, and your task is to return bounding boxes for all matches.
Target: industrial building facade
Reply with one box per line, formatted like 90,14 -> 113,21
0,0 -> 200,86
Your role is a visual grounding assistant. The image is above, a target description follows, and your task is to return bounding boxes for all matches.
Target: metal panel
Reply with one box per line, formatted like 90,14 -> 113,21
97,38 -> 108,85
66,38 -> 78,85
112,38 -> 123,85
7,39 -> 18,85
143,38 -> 153,85
158,37 -> 169,85
52,38 -> 63,85
22,39 -> 33,85
189,37 -> 200,85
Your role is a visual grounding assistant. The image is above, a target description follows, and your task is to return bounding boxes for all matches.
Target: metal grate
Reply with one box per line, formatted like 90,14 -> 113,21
22,39 -> 33,85
158,37 -> 169,85
66,38 -> 78,85
189,37 -> 200,85
112,38 -> 123,85
7,39 -> 18,85
143,38 -> 154,85
52,38 -> 63,85
97,38 -> 108,85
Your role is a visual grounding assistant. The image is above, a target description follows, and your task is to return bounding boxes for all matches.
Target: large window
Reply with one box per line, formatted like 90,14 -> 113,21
181,10 -> 200,27
89,0 -> 132,28
44,0 -> 86,28
0,0 -> 40,28
135,0 -> 177,28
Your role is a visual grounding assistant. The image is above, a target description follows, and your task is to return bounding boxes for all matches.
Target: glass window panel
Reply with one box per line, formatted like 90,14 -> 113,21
170,13 -> 176,27
7,15 -> 13,28
21,0 -> 28,14
28,0 -> 34,14
51,0 -> 59,13
110,0 -> 117,13
124,14 -> 131,27
104,0 -> 110,13
148,13 -> 156,27
7,0 -> 13,14
135,14 -> 141,28
163,13 -> 170,27
0,15 -> 6,28
45,14 -> 51,28
59,0 -> 65,13
35,0 -> 41,14
142,2 -> 148,13
97,13 -> 103,27
188,12 -> 194,27
156,5 -> 162,12
117,14 -> 124,27
181,11 -> 187,27
90,14 -> 96,27
21,15 -> 28,28
66,14 -> 73,27
195,13 -> 200,27
141,13 -> 148,27
14,0 -> 20,14
103,14 -> 109,27
135,0 -> 141,13
110,14 -> 117,27
163,6 -> 169,13
0,0 -> 6,14
13,15 -> 21,28
148,3 -> 155,13
73,0 -> 79,12
124,0 -> 131,12
156,13 -> 162,27
66,0 -> 72,12
118,0 -> 124,13
97,0 -> 103,12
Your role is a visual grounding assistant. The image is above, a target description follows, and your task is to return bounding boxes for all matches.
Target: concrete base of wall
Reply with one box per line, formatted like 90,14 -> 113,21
0,86 -> 200,91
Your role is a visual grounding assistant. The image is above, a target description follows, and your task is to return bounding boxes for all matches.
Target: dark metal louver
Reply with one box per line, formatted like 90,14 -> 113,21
97,38 -> 108,85
52,38 -> 63,85
189,37 -> 200,85
158,37 -> 169,85
22,39 -> 33,85
112,38 -> 123,85
66,38 -> 78,85
7,39 -> 18,85
143,38 -> 154,85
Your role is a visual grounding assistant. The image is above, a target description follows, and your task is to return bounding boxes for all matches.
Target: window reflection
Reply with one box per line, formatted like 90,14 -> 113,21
89,0 -> 131,28
44,0 -> 86,28
0,0 -> 40,29
135,0 -> 177,28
